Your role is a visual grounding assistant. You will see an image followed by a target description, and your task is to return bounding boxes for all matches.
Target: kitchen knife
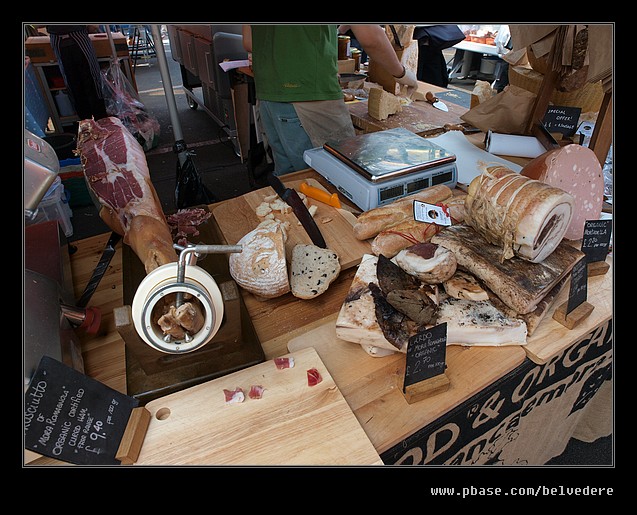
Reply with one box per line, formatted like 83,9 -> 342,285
425,91 -> 449,112
76,231 -> 122,308
267,172 -> 327,248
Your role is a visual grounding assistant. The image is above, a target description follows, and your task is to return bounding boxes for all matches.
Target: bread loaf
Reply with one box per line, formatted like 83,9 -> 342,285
290,244 -> 341,299
371,219 -> 442,258
353,184 -> 453,240
228,221 -> 289,300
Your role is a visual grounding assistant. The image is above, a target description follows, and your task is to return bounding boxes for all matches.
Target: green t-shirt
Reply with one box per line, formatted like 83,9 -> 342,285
251,25 -> 342,102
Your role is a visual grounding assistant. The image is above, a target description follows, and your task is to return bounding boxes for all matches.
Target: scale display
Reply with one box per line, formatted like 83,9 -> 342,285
305,128 -> 457,211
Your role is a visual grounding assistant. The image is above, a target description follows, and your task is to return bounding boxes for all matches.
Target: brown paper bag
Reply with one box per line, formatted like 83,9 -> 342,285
460,85 -> 537,134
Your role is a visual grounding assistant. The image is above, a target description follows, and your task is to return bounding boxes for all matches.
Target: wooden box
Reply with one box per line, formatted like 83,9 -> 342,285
25,32 -> 130,63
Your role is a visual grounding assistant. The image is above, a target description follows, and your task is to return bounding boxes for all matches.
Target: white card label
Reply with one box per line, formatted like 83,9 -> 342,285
413,201 -> 452,226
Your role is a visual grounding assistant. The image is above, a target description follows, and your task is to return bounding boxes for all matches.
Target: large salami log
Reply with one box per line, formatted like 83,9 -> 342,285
77,116 -> 177,274
521,144 -> 604,241
431,224 -> 584,314
464,166 -> 575,263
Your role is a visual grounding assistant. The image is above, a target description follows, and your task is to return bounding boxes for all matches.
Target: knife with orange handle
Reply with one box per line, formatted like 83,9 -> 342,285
299,182 -> 342,209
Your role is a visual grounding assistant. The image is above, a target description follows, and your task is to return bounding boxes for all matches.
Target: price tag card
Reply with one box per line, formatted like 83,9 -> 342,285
413,201 -> 452,226
567,257 -> 588,314
404,323 -> 447,390
24,356 -> 139,465
581,219 -> 612,263
542,105 -> 581,137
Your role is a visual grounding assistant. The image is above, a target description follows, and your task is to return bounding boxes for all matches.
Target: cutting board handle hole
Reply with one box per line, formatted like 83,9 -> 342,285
155,407 -> 171,421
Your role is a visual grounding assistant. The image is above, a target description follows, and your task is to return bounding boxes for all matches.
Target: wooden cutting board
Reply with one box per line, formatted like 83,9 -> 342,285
348,98 -> 466,136
211,178 -> 370,270
134,347 -> 382,465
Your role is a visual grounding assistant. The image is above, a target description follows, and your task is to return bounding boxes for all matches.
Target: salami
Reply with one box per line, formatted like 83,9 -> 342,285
521,144 -> 604,240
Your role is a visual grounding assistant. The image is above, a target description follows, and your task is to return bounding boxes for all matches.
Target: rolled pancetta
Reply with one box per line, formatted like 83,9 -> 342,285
465,165 -> 574,263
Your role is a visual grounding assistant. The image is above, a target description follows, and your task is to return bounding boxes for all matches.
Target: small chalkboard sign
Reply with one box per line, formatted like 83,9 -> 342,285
567,257 -> 588,314
581,219 -> 612,263
404,323 -> 447,390
24,356 -> 139,465
543,105 -> 581,137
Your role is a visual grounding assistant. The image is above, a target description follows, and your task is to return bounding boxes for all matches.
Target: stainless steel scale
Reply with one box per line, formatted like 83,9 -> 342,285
303,127 -> 458,212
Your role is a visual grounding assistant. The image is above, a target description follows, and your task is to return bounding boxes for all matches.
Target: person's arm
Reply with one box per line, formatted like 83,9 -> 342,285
349,24 -> 418,95
242,25 -> 252,52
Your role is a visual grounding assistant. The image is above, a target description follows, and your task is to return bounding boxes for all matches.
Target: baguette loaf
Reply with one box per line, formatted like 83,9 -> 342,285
353,184 -> 453,240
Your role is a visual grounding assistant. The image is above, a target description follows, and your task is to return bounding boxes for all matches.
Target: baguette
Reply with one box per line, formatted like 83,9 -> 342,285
353,184 -> 453,240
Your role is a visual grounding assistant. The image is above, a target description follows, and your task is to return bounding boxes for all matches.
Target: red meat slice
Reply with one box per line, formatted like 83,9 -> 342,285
223,387 -> 245,404
274,357 -> 295,370
307,368 -> 322,387
248,385 -> 265,399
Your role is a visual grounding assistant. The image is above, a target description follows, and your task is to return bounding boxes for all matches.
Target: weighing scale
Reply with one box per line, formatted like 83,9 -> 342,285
303,128 -> 457,212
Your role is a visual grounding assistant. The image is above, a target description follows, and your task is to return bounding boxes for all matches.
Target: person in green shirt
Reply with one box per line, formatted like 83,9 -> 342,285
243,24 -> 418,175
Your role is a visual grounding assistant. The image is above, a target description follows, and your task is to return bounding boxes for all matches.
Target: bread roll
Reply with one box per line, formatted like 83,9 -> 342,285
353,184 -> 453,240
371,219 -> 442,258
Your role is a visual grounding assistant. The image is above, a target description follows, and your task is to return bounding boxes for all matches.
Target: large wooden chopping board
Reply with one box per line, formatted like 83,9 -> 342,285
348,98 -> 466,136
211,178 -> 370,270
134,346 -> 382,465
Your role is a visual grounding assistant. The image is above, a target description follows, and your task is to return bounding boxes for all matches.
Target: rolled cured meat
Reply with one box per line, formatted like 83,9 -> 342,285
521,144 -> 604,241
465,165 -> 574,263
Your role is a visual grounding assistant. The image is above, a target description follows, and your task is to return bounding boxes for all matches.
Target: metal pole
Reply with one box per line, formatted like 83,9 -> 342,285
150,24 -> 184,142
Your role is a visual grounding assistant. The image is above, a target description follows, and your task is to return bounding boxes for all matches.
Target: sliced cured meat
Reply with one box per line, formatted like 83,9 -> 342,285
521,144 -> 604,241
369,283 -> 415,350
248,385 -> 265,399
77,116 -> 177,273
464,165 -> 575,263
223,387 -> 245,404
306,368 -> 322,387
393,242 -> 457,284
166,207 -> 212,246
386,289 -> 438,325
274,357 -> 295,369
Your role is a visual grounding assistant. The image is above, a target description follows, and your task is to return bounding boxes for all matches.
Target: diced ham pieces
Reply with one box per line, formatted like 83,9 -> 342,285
307,368 -> 322,387
223,387 -> 245,404
274,357 -> 295,370
248,385 -> 265,399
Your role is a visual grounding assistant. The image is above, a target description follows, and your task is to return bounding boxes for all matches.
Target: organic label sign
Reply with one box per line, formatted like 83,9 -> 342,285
581,219 -> 612,263
24,356 -> 139,465
542,105 -> 581,136
404,323 -> 447,389
567,257 -> 588,314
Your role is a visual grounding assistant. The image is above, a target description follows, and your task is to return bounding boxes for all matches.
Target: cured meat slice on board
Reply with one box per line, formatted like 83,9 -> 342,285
431,224 -> 584,314
464,166 -> 575,263
521,144 -> 604,241
77,116 -> 177,274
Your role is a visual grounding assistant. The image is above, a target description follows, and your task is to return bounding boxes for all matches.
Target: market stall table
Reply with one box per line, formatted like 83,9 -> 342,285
25,167 -> 612,466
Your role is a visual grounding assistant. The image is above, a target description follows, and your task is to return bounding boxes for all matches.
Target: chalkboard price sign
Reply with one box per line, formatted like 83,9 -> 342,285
24,356 -> 139,465
567,257 -> 588,314
581,219 -> 612,263
542,105 -> 581,137
404,323 -> 447,390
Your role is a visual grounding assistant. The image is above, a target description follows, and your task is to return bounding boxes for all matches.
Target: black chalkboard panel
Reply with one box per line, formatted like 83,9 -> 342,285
567,257 -> 588,314
24,356 -> 139,465
404,323 -> 447,389
543,105 -> 581,137
581,219 -> 612,263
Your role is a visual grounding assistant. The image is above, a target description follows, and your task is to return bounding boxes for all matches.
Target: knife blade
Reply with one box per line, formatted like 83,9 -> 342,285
425,91 -> 449,112
76,231 -> 122,308
267,172 -> 327,248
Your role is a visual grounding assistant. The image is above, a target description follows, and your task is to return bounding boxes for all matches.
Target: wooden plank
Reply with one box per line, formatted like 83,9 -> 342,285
211,178 -> 371,270
348,98 -> 467,136
134,347 -> 382,465
287,319 -> 527,454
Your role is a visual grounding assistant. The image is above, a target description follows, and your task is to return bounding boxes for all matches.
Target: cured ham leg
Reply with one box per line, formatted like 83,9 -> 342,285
77,117 -> 202,340
77,116 -> 177,273
464,165 -> 574,263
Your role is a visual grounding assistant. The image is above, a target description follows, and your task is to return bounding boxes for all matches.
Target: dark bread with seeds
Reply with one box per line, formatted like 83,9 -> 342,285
290,244 -> 341,299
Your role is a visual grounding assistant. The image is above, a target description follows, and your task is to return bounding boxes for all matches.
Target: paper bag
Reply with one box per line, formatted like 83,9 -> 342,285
460,85 -> 536,134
